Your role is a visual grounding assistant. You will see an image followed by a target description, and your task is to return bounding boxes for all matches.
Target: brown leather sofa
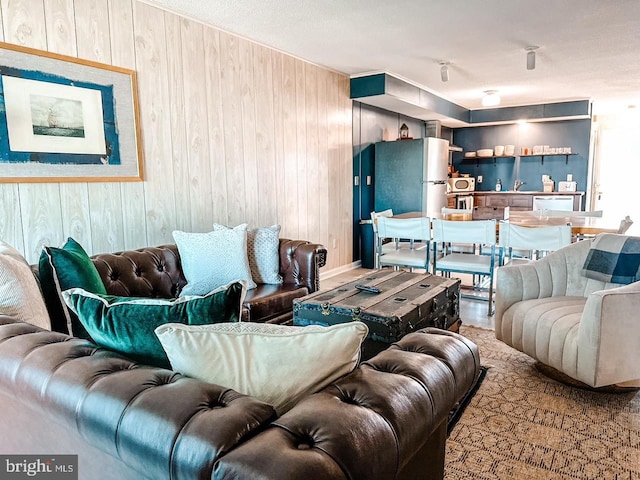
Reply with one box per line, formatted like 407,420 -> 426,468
3,239 -> 481,478
40,239 -> 327,334
0,315 -> 481,480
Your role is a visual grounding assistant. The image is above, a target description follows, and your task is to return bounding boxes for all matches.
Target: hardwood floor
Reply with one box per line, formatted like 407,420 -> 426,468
321,267 -> 495,330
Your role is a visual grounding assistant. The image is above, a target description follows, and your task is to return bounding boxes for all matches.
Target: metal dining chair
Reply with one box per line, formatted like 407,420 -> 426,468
498,221 -> 572,265
371,209 -> 395,268
376,216 -> 430,272
432,218 -> 497,315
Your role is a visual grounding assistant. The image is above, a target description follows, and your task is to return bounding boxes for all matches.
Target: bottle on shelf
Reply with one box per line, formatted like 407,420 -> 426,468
495,178 -> 502,192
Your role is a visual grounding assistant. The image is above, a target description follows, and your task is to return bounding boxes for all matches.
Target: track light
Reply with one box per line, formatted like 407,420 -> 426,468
526,46 -> 539,70
439,61 -> 450,82
482,90 -> 500,107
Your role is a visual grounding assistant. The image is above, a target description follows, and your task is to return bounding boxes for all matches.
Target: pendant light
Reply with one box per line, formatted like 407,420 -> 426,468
439,61 -> 450,82
482,90 -> 500,107
526,46 -> 539,70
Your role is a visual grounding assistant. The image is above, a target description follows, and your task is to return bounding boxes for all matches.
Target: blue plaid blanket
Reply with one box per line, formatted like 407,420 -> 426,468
581,234 -> 640,284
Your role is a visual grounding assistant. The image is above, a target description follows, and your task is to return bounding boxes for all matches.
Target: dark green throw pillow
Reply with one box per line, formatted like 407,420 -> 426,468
62,282 -> 245,369
39,238 -> 107,336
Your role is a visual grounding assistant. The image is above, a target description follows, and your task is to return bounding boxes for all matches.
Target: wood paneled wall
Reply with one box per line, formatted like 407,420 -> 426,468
0,0 -> 352,270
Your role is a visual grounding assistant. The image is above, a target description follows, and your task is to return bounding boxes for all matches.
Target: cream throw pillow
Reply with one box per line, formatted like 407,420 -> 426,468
0,240 -> 51,330
155,321 -> 368,414
173,226 -> 257,296
213,224 -> 283,285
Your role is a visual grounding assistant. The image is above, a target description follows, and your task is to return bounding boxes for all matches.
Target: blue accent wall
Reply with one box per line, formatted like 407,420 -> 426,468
452,119 -> 591,204
470,100 -> 590,124
352,102 -> 425,266
351,74 -> 588,126
350,74 -> 386,98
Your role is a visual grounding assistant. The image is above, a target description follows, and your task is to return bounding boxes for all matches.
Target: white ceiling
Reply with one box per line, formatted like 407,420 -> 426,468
142,0 -> 640,119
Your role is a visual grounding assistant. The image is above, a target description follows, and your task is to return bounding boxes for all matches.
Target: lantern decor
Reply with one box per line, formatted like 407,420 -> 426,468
399,123 -> 411,140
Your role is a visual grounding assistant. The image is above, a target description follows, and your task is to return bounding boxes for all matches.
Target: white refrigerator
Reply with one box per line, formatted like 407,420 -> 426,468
374,137 -> 449,217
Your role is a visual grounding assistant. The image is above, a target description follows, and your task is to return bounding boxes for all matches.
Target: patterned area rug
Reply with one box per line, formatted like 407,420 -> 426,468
445,325 -> 640,479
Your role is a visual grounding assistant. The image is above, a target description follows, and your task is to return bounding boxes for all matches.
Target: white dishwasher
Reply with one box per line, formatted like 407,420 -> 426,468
532,195 -> 574,211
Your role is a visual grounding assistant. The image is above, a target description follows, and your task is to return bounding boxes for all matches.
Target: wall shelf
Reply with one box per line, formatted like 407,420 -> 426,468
462,155 -> 516,166
520,153 -> 579,165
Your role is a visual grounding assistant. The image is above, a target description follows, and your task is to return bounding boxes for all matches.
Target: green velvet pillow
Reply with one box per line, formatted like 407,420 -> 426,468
39,238 -> 107,336
62,282 -> 245,368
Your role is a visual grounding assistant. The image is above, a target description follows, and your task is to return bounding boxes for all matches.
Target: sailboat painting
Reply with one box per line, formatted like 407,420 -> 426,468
1,74 -> 110,163
31,95 -> 85,138
0,41 -> 142,182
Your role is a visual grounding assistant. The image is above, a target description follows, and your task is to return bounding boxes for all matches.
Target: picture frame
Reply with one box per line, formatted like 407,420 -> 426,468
0,42 -> 143,182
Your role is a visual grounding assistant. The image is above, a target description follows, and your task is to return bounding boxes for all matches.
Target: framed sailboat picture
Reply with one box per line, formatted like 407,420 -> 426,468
0,42 -> 143,182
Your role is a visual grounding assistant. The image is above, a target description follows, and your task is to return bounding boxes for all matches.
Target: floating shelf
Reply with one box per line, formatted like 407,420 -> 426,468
461,153 -> 579,166
520,153 -> 579,165
462,155 -> 516,166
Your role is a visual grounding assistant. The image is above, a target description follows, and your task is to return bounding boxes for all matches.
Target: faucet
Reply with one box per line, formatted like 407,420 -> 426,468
514,180 -> 526,191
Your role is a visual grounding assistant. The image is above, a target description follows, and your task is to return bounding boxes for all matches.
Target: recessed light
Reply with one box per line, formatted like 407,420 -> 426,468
482,90 -> 500,107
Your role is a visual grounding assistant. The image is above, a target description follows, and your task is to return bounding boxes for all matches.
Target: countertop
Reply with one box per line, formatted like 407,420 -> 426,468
448,191 -> 585,196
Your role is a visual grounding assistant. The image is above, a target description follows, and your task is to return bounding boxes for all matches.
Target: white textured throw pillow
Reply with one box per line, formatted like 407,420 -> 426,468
173,227 -> 257,295
155,321 -> 368,414
213,224 -> 283,285
0,240 -> 51,330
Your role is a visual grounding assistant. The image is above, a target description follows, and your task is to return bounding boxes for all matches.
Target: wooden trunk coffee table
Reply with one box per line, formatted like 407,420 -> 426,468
293,270 -> 461,360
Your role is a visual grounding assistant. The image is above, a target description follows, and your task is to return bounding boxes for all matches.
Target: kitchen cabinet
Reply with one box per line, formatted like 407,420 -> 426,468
484,194 -> 532,209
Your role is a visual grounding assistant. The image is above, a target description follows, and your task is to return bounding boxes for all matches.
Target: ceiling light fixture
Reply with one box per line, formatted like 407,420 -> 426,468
526,46 -> 539,70
482,90 -> 500,107
439,61 -> 450,82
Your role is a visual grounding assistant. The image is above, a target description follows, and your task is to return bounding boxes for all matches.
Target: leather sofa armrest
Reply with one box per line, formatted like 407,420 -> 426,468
279,239 -> 327,293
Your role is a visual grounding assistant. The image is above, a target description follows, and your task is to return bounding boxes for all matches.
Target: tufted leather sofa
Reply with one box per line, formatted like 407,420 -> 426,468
39,239 -> 327,334
0,315 -> 480,480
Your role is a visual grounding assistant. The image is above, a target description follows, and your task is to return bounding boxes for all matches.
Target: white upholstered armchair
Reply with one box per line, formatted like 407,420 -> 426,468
495,237 -> 640,388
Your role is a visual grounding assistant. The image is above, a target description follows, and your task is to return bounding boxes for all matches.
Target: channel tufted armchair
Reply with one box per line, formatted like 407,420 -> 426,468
495,237 -> 640,388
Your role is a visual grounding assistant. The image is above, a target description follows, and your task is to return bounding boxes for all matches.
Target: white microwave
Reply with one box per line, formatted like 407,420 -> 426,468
448,177 -> 475,192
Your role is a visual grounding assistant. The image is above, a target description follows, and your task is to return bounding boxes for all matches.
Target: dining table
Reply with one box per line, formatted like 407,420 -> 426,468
504,211 -> 620,235
392,210 -> 621,236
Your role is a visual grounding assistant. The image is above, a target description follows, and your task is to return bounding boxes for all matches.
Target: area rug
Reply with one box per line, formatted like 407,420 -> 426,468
445,325 -> 640,479
447,366 -> 488,436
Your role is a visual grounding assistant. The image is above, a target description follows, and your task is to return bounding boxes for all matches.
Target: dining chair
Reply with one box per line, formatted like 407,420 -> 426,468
431,218 -> 497,315
371,209 -> 396,268
456,195 -> 474,210
441,207 -> 473,219
376,216 -> 430,272
440,207 -> 475,253
498,221 -> 572,265
618,215 -> 634,234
